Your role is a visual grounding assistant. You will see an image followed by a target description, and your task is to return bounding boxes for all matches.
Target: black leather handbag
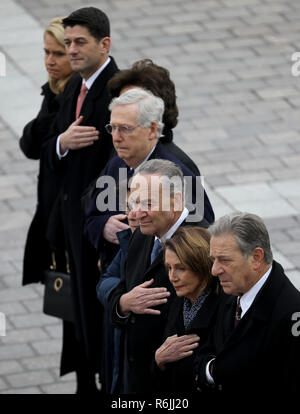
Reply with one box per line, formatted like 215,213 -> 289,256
43,251 -> 75,322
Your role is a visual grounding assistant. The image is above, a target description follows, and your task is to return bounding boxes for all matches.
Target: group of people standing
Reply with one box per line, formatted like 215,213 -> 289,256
19,6 -> 300,396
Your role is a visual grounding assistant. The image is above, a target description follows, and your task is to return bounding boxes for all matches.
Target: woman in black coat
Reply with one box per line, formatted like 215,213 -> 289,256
154,226 -> 223,392
20,17 -> 73,284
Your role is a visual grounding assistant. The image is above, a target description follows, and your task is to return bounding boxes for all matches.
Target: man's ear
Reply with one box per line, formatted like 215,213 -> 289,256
149,122 -> 158,141
99,37 -> 111,54
251,247 -> 265,270
173,191 -> 183,212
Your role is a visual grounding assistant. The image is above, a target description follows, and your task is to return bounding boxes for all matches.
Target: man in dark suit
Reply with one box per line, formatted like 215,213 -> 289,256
108,159 -> 208,393
84,88 -> 214,269
42,7 -> 118,393
194,212 -> 300,393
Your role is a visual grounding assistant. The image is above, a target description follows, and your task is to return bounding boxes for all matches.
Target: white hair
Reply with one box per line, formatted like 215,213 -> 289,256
109,88 -> 164,138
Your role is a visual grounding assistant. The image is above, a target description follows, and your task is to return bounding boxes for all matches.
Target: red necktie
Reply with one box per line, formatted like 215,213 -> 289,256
75,83 -> 88,119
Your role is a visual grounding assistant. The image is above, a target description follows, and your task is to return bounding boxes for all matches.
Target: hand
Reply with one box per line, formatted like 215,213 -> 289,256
119,279 -> 170,316
103,214 -> 129,244
59,116 -> 99,153
155,334 -> 200,370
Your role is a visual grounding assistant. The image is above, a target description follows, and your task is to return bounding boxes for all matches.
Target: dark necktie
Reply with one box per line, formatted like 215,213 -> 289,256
150,239 -> 162,264
234,296 -> 242,327
76,83 -> 88,118
127,168 -> 134,178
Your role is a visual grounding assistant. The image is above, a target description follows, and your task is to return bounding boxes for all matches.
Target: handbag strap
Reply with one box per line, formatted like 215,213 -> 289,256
49,251 -> 70,274
50,252 -> 57,271
65,251 -> 71,274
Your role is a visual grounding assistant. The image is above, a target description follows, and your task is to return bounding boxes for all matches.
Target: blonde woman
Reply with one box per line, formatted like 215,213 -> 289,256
20,17 -> 73,297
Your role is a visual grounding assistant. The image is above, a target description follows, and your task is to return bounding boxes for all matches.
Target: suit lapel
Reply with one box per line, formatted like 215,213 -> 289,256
145,248 -> 163,274
186,291 -> 221,333
135,236 -> 154,284
219,262 -> 286,353
80,57 -> 118,124
64,75 -> 81,124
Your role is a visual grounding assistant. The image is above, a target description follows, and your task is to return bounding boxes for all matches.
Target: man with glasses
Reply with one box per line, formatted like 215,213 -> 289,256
84,88 -> 214,270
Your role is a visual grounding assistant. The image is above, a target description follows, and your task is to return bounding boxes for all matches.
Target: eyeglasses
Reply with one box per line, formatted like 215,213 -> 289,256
105,124 -> 140,136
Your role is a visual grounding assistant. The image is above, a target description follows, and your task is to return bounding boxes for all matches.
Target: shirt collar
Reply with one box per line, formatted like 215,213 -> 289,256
239,265 -> 272,317
133,144 -> 157,173
82,57 -> 111,89
156,207 -> 189,245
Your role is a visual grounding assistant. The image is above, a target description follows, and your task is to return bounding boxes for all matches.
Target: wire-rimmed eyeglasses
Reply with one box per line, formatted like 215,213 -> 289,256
105,124 -> 140,135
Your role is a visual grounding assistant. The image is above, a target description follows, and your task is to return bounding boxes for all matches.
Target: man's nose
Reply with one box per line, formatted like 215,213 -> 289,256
134,208 -> 146,219
211,260 -> 221,277
112,128 -> 122,142
68,42 -> 78,55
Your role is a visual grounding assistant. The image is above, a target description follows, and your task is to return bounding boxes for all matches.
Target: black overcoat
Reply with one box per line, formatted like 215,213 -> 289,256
153,285 -> 225,392
84,141 -> 214,269
40,57 -> 119,375
194,260 -> 300,393
20,82 -> 63,285
108,219 -> 207,394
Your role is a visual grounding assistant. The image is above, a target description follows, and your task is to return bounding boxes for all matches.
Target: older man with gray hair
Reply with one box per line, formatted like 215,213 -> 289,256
85,88 -> 213,269
108,158 -> 206,393
194,212 -> 300,393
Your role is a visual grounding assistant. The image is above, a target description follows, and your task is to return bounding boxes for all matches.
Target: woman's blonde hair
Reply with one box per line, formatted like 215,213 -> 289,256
44,17 -> 73,94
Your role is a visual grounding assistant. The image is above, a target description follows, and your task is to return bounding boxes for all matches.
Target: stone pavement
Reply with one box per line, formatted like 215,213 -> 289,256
0,0 -> 299,394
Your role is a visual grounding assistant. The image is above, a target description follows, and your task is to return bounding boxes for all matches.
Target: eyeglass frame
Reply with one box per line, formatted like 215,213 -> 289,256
105,123 -> 141,136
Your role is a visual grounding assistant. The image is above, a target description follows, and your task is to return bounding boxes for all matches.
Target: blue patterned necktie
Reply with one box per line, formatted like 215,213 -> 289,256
234,296 -> 242,327
150,239 -> 162,264
127,167 -> 134,178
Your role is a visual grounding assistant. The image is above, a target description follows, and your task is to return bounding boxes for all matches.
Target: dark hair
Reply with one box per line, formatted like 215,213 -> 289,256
62,7 -> 110,40
164,226 -> 217,293
107,59 -> 178,134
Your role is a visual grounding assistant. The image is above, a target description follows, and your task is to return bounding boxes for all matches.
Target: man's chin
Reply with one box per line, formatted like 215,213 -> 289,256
116,149 -> 128,158
139,224 -> 154,235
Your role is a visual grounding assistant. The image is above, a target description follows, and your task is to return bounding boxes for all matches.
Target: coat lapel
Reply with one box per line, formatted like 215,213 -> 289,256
64,74 -> 81,124
186,291 -> 222,333
219,261 -> 287,353
135,235 -> 154,284
80,57 -> 118,124
145,247 -> 163,274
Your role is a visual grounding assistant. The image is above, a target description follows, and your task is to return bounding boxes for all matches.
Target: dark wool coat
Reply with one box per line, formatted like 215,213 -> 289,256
37,57 -> 119,376
84,141 -> 214,269
194,261 -> 300,393
20,82 -> 63,285
108,219 -> 207,394
153,284 -> 225,393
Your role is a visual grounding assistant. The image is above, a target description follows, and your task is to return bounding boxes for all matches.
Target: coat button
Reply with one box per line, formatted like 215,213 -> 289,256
63,194 -> 68,201
130,316 -> 136,324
